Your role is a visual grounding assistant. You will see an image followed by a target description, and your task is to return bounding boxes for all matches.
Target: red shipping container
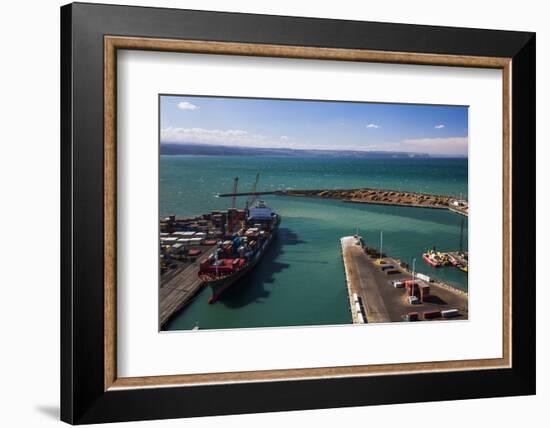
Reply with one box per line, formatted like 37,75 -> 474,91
407,312 -> 419,321
423,310 -> 441,320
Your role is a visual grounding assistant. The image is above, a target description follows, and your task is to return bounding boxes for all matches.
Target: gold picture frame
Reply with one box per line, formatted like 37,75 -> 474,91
103,36 -> 512,391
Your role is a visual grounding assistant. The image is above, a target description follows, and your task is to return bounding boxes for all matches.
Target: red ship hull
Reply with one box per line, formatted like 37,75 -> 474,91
422,253 -> 441,268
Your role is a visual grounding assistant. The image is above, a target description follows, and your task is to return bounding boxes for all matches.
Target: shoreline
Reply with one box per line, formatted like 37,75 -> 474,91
365,244 -> 468,296
273,188 -> 468,217
398,262 -> 468,297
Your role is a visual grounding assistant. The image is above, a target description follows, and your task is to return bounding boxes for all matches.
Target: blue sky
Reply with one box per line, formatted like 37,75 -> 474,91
160,95 -> 468,156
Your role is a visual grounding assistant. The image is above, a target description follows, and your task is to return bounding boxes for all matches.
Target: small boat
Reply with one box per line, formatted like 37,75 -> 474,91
422,250 -> 442,268
438,252 -> 452,266
447,253 -> 459,266
458,264 -> 468,273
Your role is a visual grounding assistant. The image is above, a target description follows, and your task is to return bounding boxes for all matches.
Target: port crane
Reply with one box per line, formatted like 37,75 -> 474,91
459,216 -> 465,254
226,177 -> 239,232
231,177 -> 239,209
250,173 -> 260,202
244,173 -> 261,216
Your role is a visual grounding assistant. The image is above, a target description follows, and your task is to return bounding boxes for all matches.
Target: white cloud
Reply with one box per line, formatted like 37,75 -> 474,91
161,127 -> 299,148
401,137 -> 467,156
161,127 -> 467,156
434,124 -> 445,129
363,137 -> 467,156
366,123 -> 380,129
177,101 -> 200,111
362,143 -> 402,151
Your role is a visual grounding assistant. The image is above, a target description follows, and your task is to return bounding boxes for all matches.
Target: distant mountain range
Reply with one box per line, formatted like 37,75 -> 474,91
160,143 -> 431,158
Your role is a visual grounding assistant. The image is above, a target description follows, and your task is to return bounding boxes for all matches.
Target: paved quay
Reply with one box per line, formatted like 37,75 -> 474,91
159,246 -> 216,327
341,236 -> 468,323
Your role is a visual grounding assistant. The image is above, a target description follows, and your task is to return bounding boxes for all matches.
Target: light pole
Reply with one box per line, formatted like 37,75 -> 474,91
412,257 -> 416,280
379,230 -> 383,263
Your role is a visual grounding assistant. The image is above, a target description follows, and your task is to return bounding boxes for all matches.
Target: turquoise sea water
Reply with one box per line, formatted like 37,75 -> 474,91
161,156 -> 468,330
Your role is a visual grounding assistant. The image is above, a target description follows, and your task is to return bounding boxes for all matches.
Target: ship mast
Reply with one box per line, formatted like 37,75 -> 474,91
379,230 -> 383,263
459,215 -> 465,253
250,173 -> 260,204
231,177 -> 238,209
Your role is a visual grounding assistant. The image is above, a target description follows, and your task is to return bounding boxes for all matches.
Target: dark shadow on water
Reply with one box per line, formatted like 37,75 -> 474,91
218,228 -> 305,309
288,259 -> 329,265
274,248 -> 313,255
279,227 -> 307,246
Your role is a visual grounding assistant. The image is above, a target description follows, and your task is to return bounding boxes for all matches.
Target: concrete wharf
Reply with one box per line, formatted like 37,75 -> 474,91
159,247 -> 216,327
340,236 -> 468,323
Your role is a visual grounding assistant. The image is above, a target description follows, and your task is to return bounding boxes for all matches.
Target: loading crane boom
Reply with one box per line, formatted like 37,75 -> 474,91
250,173 -> 260,203
459,215 -> 465,253
231,177 -> 239,209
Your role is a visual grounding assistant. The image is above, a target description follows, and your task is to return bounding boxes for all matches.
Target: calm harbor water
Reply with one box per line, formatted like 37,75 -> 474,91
161,156 -> 468,330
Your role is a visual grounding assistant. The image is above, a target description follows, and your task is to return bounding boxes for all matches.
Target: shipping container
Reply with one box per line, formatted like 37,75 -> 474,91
423,310 -> 441,320
406,312 -> 419,321
441,309 -> 460,318
161,237 -> 179,245
416,273 -> 431,282
171,243 -> 185,253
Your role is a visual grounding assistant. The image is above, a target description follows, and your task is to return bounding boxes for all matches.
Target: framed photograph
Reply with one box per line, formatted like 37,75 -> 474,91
61,2 -> 535,424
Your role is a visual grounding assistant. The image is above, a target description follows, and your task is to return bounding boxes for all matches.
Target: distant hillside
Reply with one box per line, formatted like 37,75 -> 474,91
160,143 -> 431,158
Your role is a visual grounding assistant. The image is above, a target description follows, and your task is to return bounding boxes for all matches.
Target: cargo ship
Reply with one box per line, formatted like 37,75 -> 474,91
199,199 -> 281,303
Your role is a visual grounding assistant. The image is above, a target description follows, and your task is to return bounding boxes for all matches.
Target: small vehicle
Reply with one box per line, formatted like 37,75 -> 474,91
392,280 -> 405,288
408,296 -> 419,305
